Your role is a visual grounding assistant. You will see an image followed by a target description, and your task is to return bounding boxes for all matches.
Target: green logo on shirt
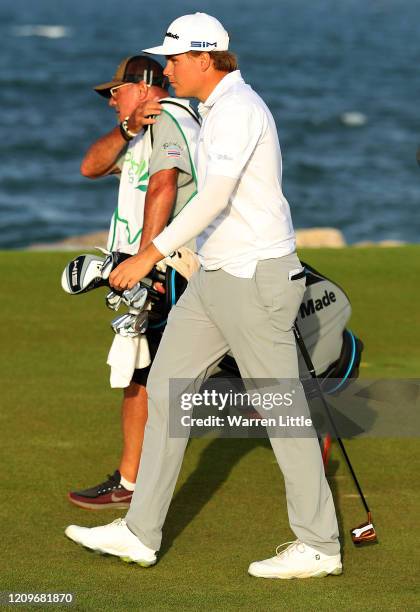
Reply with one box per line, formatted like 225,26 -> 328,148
136,162 -> 149,192
124,152 -> 149,192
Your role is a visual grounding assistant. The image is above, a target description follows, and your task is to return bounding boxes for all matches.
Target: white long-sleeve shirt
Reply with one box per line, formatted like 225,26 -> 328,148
153,70 -> 296,278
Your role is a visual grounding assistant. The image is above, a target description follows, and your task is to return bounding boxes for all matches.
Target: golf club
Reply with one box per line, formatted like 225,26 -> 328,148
293,322 -> 377,546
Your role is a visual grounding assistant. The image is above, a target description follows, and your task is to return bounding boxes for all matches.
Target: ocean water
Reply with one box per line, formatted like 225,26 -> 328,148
0,0 -> 419,248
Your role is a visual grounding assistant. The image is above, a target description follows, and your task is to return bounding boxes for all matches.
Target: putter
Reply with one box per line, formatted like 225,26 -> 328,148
293,322 -> 377,546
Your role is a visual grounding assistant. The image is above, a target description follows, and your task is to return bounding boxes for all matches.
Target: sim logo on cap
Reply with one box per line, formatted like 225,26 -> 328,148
191,41 -> 218,48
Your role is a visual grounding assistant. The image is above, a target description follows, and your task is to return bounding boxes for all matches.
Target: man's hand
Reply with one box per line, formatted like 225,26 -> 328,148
127,98 -> 162,134
109,243 -> 165,291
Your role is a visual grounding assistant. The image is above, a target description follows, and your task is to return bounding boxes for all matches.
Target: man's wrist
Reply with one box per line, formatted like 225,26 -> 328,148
142,242 -> 165,265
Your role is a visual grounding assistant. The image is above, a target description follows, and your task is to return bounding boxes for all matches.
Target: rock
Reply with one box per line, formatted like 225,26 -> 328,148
29,227 -> 405,251
377,239 -> 406,247
353,239 -> 406,248
352,241 -> 376,248
29,230 -> 108,251
296,227 -> 346,248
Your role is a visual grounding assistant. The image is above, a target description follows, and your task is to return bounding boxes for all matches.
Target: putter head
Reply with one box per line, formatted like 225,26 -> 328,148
351,512 -> 378,545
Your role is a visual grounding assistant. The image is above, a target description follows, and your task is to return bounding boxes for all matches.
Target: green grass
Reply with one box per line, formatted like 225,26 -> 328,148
0,248 -> 419,611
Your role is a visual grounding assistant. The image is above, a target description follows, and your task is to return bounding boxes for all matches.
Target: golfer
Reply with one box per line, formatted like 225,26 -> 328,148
66,12 -> 342,579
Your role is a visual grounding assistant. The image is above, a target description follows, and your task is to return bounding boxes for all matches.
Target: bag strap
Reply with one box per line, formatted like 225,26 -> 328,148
150,100 -> 200,146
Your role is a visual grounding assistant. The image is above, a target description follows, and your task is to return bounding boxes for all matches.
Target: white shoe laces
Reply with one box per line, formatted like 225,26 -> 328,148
275,540 -> 305,557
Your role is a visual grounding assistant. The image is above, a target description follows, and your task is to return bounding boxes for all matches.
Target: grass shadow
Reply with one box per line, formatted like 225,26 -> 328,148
161,437 -> 269,557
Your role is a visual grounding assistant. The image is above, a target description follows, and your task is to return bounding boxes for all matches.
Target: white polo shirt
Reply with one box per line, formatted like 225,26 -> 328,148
194,70 -> 295,277
153,70 -> 296,278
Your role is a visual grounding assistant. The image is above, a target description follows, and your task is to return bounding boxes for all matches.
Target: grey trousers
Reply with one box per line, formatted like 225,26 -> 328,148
126,253 -> 340,555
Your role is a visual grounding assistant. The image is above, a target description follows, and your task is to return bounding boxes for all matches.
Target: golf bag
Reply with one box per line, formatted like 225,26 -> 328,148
61,253 -> 363,392
219,261 -> 363,392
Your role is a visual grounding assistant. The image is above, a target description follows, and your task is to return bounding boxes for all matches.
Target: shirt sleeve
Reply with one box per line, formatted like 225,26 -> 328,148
152,174 -> 237,256
148,111 -> 192,183
206,101 -> 263,179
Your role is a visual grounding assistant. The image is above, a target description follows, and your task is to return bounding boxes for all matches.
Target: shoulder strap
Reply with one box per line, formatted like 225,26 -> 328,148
147,100 -> 201,185
150,99 -> 200,147
149,123 -> 154,149
160,99 -> 201,126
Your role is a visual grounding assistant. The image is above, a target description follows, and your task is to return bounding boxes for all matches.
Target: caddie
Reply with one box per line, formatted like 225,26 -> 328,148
67,54 -> 200,509
66,14 -> 342,580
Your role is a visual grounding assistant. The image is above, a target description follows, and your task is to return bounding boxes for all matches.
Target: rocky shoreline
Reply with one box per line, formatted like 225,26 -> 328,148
28,227 -> 407,250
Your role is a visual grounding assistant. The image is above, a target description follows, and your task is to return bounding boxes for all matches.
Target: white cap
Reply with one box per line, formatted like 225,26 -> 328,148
143,13 -> 229,55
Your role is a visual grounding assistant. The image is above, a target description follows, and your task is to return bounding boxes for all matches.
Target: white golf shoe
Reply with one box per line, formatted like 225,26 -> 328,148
65,518 -> 157,567
248,540 -> 342,579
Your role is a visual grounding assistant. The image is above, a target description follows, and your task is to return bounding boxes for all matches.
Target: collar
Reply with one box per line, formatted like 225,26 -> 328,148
198,70 -> 244,118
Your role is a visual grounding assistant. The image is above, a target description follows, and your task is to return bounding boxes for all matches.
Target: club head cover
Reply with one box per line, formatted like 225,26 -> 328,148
61,251 -> 133,295
61,254 -> 108,295
101,251 -> 132,280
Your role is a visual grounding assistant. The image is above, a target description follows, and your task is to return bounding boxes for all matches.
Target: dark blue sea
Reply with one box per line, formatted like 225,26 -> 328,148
0,0 -> 419,248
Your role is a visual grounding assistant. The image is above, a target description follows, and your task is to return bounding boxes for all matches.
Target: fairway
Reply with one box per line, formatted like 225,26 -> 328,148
1,248 -> 419,610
